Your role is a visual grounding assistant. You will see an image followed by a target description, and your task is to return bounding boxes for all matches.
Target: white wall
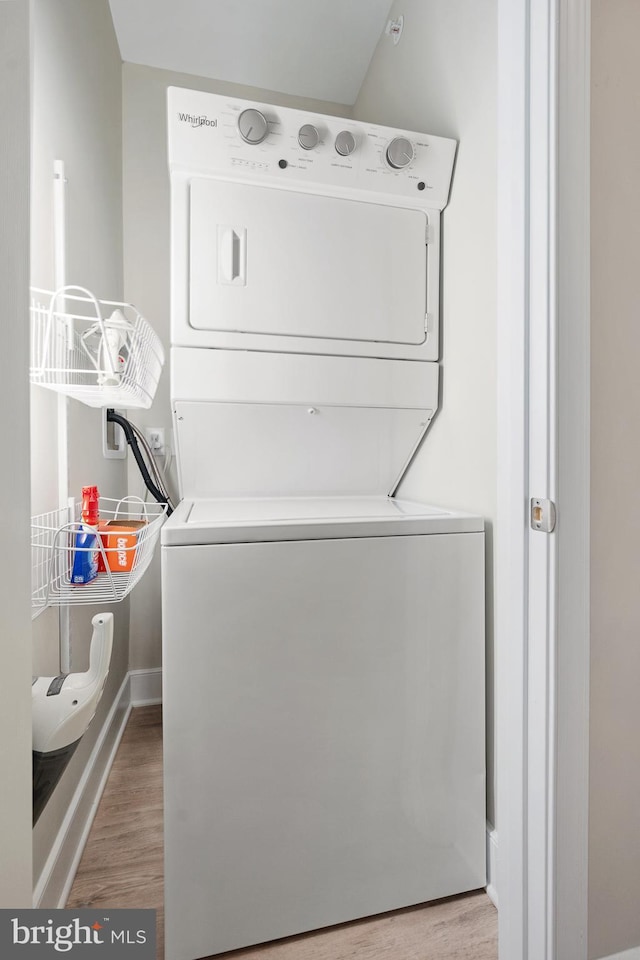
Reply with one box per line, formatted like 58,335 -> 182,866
353,0 -> 497,824
122,62 -> 352,669
0,0 -> 34,908
30,0 -> 130,896
589,3 -> 640,956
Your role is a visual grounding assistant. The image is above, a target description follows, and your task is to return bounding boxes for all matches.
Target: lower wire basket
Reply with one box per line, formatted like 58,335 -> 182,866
31,497 -> 167,614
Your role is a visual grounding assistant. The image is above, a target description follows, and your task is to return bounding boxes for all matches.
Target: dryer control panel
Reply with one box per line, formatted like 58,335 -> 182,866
168,88 -> 457,211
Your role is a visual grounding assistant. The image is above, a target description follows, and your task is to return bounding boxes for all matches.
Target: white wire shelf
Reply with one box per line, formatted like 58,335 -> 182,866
30,285 -> 165,409
31,497 -> 167,614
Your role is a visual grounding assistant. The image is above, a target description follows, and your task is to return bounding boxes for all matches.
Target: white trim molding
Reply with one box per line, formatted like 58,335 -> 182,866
486,824 -> 498,908
497,0 -> 590,958
554,3 -> 591,959
598,950 -> 640,960
129,667 -> 163,706
496,0 -> 533,955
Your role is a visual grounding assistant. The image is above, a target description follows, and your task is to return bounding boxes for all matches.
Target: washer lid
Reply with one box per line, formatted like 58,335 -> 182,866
174,400 -> 435,501
172,349 -> 440,500
161,497 -> 484,546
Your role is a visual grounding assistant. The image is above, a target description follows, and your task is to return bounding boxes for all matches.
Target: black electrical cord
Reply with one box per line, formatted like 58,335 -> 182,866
106,409 -> 173,516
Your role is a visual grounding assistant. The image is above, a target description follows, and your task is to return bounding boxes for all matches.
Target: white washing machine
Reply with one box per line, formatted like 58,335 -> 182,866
163,90 -> 485,960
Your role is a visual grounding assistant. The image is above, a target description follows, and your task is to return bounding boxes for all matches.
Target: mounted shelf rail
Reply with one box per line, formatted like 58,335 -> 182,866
30,285 -> 165,409
31,496 -> 167,616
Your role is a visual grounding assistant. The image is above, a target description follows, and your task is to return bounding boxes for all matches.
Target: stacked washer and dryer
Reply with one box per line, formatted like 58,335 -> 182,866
162,87 -> 485,960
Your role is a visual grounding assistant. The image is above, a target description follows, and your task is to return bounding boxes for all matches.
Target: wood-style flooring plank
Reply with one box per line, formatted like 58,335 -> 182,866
67,705 -> 497,960
67,706 -> 165,955
217,891 -> 497,960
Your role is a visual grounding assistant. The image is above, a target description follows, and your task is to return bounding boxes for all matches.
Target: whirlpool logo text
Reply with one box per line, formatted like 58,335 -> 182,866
177,112 -> 218,128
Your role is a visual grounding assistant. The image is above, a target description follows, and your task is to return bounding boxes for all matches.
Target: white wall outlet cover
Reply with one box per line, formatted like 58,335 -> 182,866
385,15 -> 404,45
144,427 -> 165,457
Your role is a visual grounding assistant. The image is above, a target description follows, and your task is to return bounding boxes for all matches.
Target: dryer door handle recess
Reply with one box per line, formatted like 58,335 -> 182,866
217,225 -> 247,286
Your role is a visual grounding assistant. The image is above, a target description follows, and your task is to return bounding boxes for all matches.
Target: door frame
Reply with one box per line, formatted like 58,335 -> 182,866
496,1 -> 591,958
0,0 -> 34,908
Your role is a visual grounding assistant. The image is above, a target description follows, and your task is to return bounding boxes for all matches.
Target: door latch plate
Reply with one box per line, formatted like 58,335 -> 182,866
531,498 -> 556,533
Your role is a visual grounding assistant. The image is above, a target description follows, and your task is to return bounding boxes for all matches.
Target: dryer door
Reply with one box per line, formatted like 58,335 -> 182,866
188,179 -> 430,351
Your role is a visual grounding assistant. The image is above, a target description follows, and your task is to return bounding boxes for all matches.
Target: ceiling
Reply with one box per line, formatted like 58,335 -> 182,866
108,0 -> 395,106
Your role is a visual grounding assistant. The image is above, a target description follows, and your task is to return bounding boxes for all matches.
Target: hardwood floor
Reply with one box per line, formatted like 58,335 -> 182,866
67,707 -> 164,952
67,706 -> 497,960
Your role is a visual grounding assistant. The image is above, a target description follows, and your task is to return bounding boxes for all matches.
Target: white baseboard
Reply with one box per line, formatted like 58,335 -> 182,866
486,823 -> 498,908
599,949 -> 640,960
129,667 -> 162,706
33,667 -> 163,908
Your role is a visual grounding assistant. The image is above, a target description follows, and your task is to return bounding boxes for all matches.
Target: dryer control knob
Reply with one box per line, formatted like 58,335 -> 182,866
238,108 -> 269,144
298,124 -> 320,150
335,130 -> 356,157
386,136 -> 415,169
